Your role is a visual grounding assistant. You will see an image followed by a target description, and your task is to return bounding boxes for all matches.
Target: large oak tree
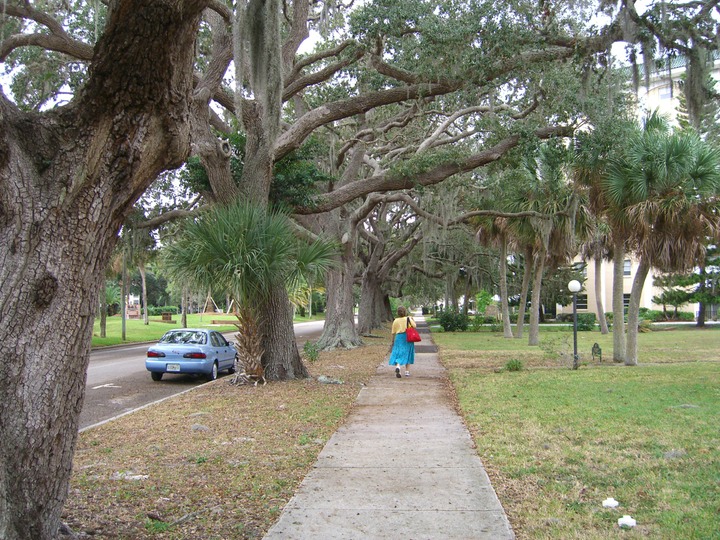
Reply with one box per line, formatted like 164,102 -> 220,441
2,1 -> 718,538
0,2 -> 209,538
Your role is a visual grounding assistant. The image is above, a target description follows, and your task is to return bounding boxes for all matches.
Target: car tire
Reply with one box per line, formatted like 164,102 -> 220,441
151,372 -> 163,381
206,362 -> 218,382
228,356 -> 238,374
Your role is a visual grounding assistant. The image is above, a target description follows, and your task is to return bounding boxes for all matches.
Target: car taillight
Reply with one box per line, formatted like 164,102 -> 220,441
147,351 -> 165,358
183,352 -> 207,359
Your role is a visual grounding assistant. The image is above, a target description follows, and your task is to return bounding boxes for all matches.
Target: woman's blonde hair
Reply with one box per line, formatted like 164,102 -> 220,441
397,306 -> 407,317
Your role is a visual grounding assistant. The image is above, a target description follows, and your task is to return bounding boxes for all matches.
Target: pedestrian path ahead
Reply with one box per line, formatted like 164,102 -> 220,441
264,318 -> 515,539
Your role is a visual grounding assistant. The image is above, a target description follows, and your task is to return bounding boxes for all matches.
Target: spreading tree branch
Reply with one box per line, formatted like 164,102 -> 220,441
296,125 -> 573,215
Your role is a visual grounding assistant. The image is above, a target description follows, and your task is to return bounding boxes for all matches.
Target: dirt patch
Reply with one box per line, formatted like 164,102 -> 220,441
63,336 -> 390,539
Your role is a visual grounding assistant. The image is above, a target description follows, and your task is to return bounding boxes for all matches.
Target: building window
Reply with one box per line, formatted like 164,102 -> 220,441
576,294 -> 588,310
623,259 -> 632,276
623,293 -> 631,308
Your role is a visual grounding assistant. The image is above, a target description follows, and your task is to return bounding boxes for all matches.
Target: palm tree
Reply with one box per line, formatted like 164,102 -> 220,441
472,167 -> 542,340
476,216 -> 514,338
162,200 -> 337,380
579,218 -> 613,334
512,243 -> 534,340
509,142 -> 588,346
573,116 -> 637,360
605,113 -> 720,365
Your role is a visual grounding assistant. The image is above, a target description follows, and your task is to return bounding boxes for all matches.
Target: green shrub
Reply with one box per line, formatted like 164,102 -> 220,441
438,310 -> 469,332
303,341 -> 319,362
637,319 -> 654,333
557,313 -> 596,330
576,313 -> 596,331
505,359 -> 523,372
653,311 -> 695,322
148,306 -> 179,316
509,313 -> 530,323
309,291 -> 326,314
469,314 -> 498,331
475,290 -> 493,316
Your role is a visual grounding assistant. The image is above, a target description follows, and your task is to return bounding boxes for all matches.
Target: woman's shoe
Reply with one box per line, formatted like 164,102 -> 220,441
405,371 -> 410,377
395,367 -> 401,378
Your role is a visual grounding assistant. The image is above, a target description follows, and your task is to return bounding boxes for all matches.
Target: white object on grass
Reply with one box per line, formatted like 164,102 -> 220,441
618,515 -> 636,528
602,497 -> 619,508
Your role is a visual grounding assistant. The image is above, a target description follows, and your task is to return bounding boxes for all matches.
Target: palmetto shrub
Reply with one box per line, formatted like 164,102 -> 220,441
438,310 -> 469,332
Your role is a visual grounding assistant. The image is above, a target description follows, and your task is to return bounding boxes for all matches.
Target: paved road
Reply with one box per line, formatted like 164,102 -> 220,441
80,320 -> 325,431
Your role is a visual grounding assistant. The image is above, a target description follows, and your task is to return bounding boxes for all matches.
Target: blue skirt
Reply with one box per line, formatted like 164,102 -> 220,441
389,332 -> 415,366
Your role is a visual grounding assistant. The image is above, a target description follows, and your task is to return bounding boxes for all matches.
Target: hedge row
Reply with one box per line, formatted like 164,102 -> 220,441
147,306 -> 179,316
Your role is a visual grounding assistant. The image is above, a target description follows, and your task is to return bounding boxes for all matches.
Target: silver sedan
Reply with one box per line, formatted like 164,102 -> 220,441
145,328 -> 237,382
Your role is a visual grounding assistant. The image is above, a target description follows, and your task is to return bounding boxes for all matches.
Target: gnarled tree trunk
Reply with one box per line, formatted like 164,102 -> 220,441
528,247 -> 546,346
357,271 -> 387,335
612,238 -> 627,363
696,265 -> 707,327
0,3 -> 203,537
514,246 -> 532,339
317,236 -> 362,350
498,237 -> 514,338
594,257 -> 609,334
261,285 -> 308,379
625,256 -> 650,366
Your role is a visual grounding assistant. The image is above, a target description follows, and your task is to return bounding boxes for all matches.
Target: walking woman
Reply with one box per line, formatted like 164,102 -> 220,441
388,306 -> 417,378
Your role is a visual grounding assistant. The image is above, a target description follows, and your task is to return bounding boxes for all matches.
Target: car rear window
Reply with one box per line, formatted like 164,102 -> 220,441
159,331 -> 207,345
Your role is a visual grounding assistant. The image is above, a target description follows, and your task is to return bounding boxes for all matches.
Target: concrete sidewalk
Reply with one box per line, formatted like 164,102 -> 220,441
263,319 -> 515,539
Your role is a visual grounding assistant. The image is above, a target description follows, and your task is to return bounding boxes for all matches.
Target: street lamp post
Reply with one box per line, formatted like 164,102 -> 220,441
568,280 -> 582,370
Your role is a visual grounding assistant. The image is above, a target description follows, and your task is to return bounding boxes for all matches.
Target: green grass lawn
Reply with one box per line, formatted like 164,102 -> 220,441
432,327 -> 720,539
91,312 -> 326,348
432,323 -> 720,364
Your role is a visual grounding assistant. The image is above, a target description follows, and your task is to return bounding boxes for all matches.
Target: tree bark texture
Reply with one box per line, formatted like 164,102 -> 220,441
317,239 -> 362,350
498,238 -> 514,338
624,256 -> 650,366
240,99 -> 275,203
0,3 -> 204,538
139,262 -> 149,325
357,229 -> 396,335
357,217 -> 419,334
357,272 -> 387,335
181,286 -> 189,329
528,247 -> 546,346
594,257 -> 609,334
261,285 -> 308,380
612,238 -> 627,363
696,265 -> 706,327
189,10 -> 235,205
514,246 -> 532,339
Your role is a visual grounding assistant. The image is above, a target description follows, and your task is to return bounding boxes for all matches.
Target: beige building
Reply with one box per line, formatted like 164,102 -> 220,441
558,53 -> 720,321
557,258 -> 666,318
635,51 -> 720,125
